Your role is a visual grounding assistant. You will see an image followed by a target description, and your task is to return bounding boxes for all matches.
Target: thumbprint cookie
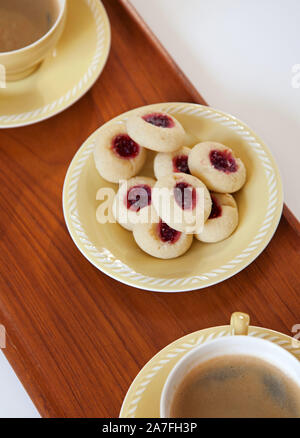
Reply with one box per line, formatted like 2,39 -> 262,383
94,124 -> 146,183
126,109 -> 185,153
152,173 -> 212,234
112,176 -> 156,231
154,146 -> 191,179
133,208 -> 193,259
188,141 -> 246,193
196,193 -> 238,243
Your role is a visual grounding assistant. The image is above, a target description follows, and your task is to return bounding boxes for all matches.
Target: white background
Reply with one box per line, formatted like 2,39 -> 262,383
0,0 -> 299,418
0,351 -> 39,417
131,0 -> 300,219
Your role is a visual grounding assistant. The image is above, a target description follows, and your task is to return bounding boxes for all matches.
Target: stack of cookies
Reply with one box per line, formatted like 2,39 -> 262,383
94,109 -> 246,259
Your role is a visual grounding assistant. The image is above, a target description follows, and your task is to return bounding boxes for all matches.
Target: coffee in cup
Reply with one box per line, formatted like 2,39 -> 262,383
161,313 -> 300,418
0,0 -> 60,53
170,353 -> 300,417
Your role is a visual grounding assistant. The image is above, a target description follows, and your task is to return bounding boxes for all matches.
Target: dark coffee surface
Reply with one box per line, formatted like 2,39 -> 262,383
171,355 -> 300,418
0,0 -> 59,52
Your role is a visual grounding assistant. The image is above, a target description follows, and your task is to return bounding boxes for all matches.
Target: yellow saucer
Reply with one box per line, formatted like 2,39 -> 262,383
120,325 -> 300,418
63,103 -> 283,292
0,0 -> 110,128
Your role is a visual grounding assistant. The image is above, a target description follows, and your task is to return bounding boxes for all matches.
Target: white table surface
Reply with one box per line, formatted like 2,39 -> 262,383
1,0 -> 299,418
0,351 -> 40,417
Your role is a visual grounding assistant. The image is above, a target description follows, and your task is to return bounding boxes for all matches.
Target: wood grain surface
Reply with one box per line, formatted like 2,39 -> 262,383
0,0 -> 299,418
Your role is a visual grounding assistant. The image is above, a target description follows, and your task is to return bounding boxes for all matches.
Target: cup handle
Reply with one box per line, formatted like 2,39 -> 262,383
230,312 -> 250,335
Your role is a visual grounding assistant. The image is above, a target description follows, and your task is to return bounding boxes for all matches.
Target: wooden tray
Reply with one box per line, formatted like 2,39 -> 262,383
0,0 -> 299,417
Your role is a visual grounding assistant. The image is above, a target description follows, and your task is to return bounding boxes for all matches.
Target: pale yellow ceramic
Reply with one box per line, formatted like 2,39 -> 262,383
0,0 -> 110,127
120,319 -> 300,418
0,0 -> 67,81
230,311 -> 250,335
63,102 -> 283,292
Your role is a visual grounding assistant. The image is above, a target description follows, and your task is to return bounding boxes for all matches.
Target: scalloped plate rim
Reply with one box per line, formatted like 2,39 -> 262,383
0,0 -> 111,129
119,324 -> 300,418
62,102 -> 283,292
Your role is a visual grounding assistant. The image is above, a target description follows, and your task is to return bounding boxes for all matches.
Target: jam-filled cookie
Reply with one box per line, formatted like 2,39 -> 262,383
152,173 -> 212,234
196,193 -> 238,243
133,208 -> 193,259
93,124 -> 146,183
188,142 -> 246,193
126,109 -> 185,153
154,146 -> 191,179
112,176 -> 156,231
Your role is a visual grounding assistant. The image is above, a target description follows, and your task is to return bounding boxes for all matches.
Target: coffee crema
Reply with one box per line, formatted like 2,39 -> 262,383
0,0 -> 60,52
170,355 -> 300,418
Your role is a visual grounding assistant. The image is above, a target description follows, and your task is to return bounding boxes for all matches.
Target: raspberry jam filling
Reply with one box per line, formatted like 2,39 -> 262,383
173,182 -> 196,210
142,112 -> 175,128
209,149 -> 237,173
126,185 -> 151,212
112,134 -> 139,159
158,220 -> 181,244
209,195 -> 222,219
173,155 -> 190,174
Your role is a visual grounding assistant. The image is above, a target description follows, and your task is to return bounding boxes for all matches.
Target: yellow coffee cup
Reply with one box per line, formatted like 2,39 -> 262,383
0,0 -> 67,82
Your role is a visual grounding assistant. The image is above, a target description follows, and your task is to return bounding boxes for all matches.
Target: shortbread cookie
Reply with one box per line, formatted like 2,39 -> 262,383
112,176 -> 156,231
196,193 -> 238,243
154,147 -> 191,179
133,208 -> 193,259
188,142 -> 246,193
94,124 -> 146,183
126,109 -> 185,152
152,173 -> 212,234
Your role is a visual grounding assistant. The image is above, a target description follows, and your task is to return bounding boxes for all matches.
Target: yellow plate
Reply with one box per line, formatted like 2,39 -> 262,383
0,0 -> 111,128
63,103 -> 283,292
119,325 -> 300,418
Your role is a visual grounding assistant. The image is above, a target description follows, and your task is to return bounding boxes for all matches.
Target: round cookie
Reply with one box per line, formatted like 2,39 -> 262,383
94,124 -> 146,183
188,141 -> 246,193
196,193 -> 238,243
133,208 -> 193,259
126,109 -> 185,153
112,176 -> 156,231
154,147 -> 191,179
152,173 -> 212,234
